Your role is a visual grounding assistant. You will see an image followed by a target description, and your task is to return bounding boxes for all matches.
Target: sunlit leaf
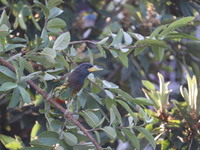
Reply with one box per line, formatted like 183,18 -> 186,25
47,18 -> 66,29
0,82 -> 17,91
101,126 -> 117,140
31,121 -> 42,141
53,32 -> 70,50
0,134 -> 23,150
18,86 -> 32,104
48,7 -> 63,19
0,10 -> 10,28
48,0 -> 63,10
63,132 -> 77,146
159,17 -> 194,38
123,31 -> 132,45
80,110 -> 100,128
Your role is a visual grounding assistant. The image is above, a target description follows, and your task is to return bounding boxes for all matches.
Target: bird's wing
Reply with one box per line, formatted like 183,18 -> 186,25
52,73 -> 77,102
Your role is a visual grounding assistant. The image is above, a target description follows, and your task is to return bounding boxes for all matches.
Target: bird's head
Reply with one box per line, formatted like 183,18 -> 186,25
71,63 -> 103,79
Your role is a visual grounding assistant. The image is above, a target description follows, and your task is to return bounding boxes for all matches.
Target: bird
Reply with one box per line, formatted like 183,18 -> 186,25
51,63 -> 103,104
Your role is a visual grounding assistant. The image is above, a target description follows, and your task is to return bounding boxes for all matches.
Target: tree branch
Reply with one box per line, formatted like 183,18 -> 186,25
69,40 -> 97,45
0,57 -> 102,150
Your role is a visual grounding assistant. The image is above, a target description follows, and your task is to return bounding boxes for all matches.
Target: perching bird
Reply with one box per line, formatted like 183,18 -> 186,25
51,63 -> 103,104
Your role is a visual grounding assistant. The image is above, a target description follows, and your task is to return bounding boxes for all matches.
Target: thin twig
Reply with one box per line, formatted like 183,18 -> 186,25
69,40 -> 97,45
0,93 -> 6,100
0,57 -> 102,150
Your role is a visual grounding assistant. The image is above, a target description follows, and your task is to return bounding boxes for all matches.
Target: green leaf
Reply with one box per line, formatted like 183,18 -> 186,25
134,126 -> 156,149
110,50 -> 118,57
161,139 -> 171,150
0,82 -> 17,91
87,47 -> 93,64
90,83 -> 101,94
31,121 -> 42,141
97,44 -> 106,58
121,128 -> 140,150
69,46 -> 76,56
48,7 -> 63,19
31,131 -> 59,147
20,71 -> 42,82
0,134 -> 23,150
159,17 -> 194,38
111,104 -> 122,124
21,57 -> 34,73
123,31 -> 132,45
101,126 -> 117,140
116,100 -> 137,124
18,57 -> 25,79
133,97 -> 153,106
116,130 -> 126,143
80,110 -> 100,128
110,29 -> 123,48
118,52 -> 128,68
41,29 -> 49,47
94,131 -> 100,143
110,107 -> 116,125
5,44 -> 26,51
34,0 -> 50,18
134,46 -> 146,56
142,80 -> 155,90
97,37 -> 109,45
49,119 -> 63,131
48,0 -> 63,10
0,10 -> 10,28
11,37 -> 27,43
88,93 -> 102,105
53,32 -> 70,50
18,86 -> 32,104
165,32 -> 200,41
129,32 -> 144,40
151,46 -> 165,61
9,87 -> 20,108
102,80 -> 119,89
18,9 -> 27,30
44,73 -> 57,81
56,54 -> 70,69
0,73 -> 15,84
47,18 -> 66,29
0,24 -> 9,36
110,88 -> 135,101
136,38 -> 170,49
0,66 -> 16,79
149,24 -> 168,39
41,48 -> 57,58
63,132 -> 77,146
105,90 -> 114,99
26,55 -> 55,68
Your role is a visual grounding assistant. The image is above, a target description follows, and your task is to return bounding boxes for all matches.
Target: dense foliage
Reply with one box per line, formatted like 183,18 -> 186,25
0,0 -> 200,150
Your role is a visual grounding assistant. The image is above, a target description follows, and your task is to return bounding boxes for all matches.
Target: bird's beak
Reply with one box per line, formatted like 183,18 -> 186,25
88,65 -> 103,72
